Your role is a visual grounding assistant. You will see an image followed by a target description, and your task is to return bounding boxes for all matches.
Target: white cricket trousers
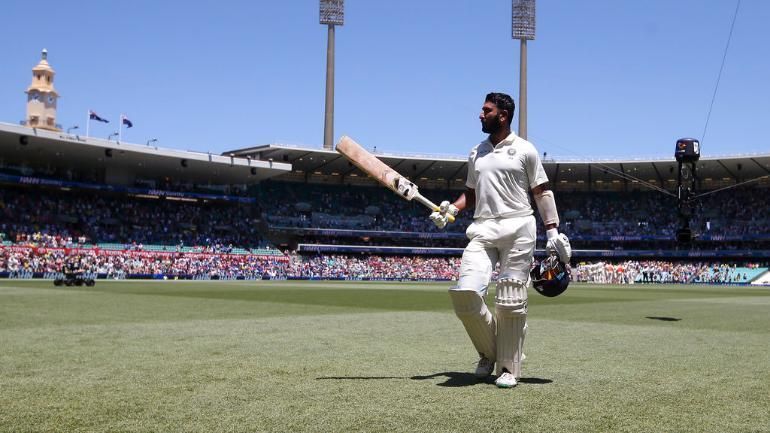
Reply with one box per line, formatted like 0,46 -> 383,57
457,215 -> 536,295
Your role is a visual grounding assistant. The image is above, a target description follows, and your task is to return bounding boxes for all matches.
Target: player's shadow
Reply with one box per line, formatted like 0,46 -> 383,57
315,373 -> 552,387
316,376 -> 408,380
646,316 -> 682,322
410,372 -> 552,387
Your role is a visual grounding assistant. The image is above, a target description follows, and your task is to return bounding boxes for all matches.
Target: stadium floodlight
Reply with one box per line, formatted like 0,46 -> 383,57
146,138 -> 158,146
512,0 -> 535,140
320,0 -> 344,150
319,0 -> 344,26
66,125 -> 79,134
511,0 -> 535,40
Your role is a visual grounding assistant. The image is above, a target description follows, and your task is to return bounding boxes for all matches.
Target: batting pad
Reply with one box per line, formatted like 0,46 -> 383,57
495,279 -> 528,378
449,288 -> 496,361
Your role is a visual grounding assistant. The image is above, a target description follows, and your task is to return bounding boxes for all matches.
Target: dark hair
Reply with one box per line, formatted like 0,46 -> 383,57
485,92 -> 515,126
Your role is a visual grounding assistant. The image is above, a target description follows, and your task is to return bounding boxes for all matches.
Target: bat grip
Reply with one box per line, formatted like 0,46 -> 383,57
414,193 -> 456,223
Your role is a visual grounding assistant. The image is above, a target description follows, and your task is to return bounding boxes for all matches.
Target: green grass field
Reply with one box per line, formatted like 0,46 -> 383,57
1,280 -> 768,433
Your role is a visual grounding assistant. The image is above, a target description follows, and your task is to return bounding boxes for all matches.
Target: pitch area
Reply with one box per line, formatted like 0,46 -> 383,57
1,280 -> 768,433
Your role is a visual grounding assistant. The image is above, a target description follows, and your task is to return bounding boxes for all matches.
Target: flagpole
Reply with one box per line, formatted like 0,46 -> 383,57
86,110 -> 90,138
119,114 -> 123,142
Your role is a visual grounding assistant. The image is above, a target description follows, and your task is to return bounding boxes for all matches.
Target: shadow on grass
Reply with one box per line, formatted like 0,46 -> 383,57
316,373 -> 552,387
646,316 -> 682,321
412,372 -> 553,387
316,373 -> 484,387
316,376 -> 408,380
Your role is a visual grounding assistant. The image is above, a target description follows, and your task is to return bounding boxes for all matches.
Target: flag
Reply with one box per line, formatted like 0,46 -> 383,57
121,115 -> 133,128
89,110 -> 109,123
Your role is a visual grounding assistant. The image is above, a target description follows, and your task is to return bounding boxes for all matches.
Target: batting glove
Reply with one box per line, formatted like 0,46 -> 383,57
430,211 -> 449,229
431,200 -> 458,229
546,228 -> 572,263
439,201 -> 459,218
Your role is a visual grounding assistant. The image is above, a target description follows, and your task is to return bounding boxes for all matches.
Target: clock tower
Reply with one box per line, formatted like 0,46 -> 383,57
25,49 -> 60,131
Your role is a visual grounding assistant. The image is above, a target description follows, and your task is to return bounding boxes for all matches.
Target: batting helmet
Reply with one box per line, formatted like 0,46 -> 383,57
530,255 -> 571,297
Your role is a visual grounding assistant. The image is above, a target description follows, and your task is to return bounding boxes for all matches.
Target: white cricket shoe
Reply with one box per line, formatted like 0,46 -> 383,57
474,356 -> 495,378
495,370 -> 517,388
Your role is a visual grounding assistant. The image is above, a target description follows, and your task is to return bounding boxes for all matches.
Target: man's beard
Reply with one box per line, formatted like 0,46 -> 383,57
482,116 -> 503,134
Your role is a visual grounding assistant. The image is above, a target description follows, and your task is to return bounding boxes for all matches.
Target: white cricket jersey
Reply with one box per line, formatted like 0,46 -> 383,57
466,132 -> 549,219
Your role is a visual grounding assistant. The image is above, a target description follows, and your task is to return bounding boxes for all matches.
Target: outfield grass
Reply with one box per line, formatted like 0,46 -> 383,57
1,280 -> 768,433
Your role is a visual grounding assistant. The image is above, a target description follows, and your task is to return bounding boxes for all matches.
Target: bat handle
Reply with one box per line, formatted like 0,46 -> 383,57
414,193 -> 456,223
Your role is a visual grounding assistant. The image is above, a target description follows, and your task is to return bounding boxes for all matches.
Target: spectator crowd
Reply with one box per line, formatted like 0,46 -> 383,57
0,247 -> 286,280
284,253 -> 461,280
3,183 -> 769,254
575,260 -> 765,284
0,187 -> 266,250
3,245 -> 766,284
259,183 -> 770,240
558,189 -> 770,239
1,181 -> 769,284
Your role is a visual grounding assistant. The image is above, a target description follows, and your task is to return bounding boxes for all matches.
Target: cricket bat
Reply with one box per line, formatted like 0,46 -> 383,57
335,136 -> 455,223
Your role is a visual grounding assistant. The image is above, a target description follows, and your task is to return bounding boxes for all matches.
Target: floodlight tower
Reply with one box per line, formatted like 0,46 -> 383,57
320,0 -> 344,150
512,0 -> 535,140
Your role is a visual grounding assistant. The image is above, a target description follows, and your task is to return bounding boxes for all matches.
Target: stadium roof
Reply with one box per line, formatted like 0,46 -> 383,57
3,121 -> 767,192
228,143 -> 770,192
0,122 -> 291,185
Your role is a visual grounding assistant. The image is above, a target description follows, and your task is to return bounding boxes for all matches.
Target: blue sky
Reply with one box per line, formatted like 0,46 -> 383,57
1,0 -> 767,159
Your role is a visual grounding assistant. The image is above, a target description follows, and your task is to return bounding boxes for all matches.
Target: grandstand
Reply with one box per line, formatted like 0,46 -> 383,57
2,120 -> 769,284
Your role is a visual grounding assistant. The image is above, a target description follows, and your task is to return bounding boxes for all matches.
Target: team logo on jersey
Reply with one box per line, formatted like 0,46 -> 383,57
507,148 -> 517,158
